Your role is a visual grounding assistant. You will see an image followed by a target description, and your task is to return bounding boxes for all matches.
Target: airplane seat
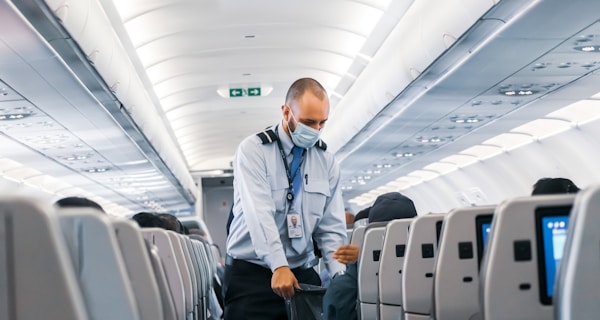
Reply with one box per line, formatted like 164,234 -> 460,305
480,194 -> 575,320
378,218 -> 413,320
56,207 -> 140,320
206,242 -> 224,319
0,197 -> 88,320
432,206 -> 495,320
167,232 -> 195,320
350,224 -> 367,247
112,219 -> 164,320
402,213 -> 445,320
189,236 -> 212,320
197,235 -> 223,319
142,228 -> 186,320
180,237 -> 201,320
204,241 -> 218,283
556,186 -> 600,319
358,222 -> 388,320
146,240 -> 178,320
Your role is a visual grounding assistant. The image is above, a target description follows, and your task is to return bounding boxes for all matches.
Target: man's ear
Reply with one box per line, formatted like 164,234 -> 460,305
282,104 -> 291,121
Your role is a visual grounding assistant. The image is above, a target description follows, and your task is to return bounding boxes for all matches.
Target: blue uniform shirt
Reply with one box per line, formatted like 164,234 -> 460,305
227,122 -> 347,276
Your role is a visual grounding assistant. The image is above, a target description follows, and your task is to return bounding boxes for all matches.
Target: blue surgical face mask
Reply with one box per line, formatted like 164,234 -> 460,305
288,109 -> 320,149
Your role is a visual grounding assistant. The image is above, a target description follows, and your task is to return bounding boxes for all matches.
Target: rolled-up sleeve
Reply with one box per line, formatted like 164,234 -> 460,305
234,139 -> 288,271
313,158 -> 347,276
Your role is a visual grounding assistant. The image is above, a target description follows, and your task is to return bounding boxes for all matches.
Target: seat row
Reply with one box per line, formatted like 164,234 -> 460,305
353,185 -> 600,320
0,197 -> 221,320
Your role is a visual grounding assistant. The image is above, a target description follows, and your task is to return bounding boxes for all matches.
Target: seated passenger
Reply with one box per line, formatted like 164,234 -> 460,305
131,211 -> 163,228
55,196 -> 105,214
352,206 -> 371,228
322,192 -> 417,320
532,177 -> 580,195
157,213 -> 186,234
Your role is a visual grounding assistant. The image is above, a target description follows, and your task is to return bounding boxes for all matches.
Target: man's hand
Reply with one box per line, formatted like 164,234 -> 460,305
271,266 -> 299,299
333,244 -> 360,264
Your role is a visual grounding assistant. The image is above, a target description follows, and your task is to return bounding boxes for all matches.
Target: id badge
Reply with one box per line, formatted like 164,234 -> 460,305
287,212 -> 303,239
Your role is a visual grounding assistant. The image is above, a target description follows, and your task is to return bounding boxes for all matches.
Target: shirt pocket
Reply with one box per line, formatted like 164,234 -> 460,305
267,174 -> 289,216
304,178 -> 331,217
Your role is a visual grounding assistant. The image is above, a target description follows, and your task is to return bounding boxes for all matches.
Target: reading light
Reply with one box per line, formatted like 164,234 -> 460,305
85,167 -> 111,173
418,137 -> 443,143
501,89 -> 537,96
0,113 -> 33,120
574,45 -> 600,52
395,152 -> 415,158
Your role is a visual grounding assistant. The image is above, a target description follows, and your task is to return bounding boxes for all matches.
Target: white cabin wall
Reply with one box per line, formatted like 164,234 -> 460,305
202,185 -> 233,256
401,120 -> 600,214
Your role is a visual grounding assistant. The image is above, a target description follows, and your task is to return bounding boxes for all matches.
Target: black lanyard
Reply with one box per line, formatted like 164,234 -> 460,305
274,125 -> 305,204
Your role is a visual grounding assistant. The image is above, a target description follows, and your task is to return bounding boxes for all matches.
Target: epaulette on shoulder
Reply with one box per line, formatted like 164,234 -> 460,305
256,128 -> 278,144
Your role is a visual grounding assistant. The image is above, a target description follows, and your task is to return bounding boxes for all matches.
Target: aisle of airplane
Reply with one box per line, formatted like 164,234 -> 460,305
3,185 -> 599,319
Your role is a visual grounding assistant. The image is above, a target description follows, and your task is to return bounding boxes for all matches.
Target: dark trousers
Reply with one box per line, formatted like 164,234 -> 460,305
224,258 -> 321,320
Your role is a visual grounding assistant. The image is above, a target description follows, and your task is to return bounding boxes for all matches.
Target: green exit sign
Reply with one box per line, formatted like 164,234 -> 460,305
229,87 -> 261,97
229,88 -> 244,97
247,87 -> 261,96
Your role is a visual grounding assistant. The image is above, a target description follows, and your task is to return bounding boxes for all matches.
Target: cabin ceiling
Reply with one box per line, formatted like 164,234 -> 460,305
2,0 -> 600,213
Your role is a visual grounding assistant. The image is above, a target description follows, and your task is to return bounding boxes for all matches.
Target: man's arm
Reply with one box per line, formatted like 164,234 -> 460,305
234,139 -> 288,270
313,158 -> 347,276
234,139 -> 299,298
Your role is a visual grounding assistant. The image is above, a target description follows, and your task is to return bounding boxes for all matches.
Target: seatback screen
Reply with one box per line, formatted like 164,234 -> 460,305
481,223 -> 491,248
535,206 -> 572,305
475,214 -> 493,269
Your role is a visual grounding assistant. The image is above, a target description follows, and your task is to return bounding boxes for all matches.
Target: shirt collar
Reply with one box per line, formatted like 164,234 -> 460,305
277,121 -> 295,155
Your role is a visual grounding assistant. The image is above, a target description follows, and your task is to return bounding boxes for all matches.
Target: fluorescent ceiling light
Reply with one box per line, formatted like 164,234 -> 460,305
423,162 -> 457,175
546,99 -> 600,124
482,133 -> 532,151
511,119 -> 570,139
407,170 -> 439,181
459,145 -> 503,160
439,154 -> 478,168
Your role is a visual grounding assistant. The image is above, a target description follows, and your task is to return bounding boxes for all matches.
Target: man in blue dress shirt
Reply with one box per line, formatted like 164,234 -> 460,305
224,78 -> 347,319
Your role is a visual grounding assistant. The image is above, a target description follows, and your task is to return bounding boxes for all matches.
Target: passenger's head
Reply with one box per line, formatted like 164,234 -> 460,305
157,213 -> 185,234
131,212 -> 163,228
55,196 -> 105,214
282,78 -> 329,148
532,178 -> 580,195
368,192 -> 417,223
189,228 -> 207,239
354,207 -> 371,224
